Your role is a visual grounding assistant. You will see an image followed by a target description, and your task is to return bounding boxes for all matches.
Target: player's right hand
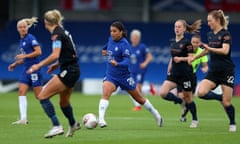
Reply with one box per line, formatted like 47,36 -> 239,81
8,64 -> 15,71
102,50 -> 108,56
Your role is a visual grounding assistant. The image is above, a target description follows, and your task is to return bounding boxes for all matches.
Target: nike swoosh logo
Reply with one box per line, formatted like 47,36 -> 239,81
0,81 -> 18,92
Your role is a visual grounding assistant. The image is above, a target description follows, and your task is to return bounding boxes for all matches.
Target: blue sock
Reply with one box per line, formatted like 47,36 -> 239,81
163,92 -> 183,104
225,105 -> 236,125
199,91 -> 222,101
186,101 -> 198,121
61,104 -> 76,126
40,99 -> 60,126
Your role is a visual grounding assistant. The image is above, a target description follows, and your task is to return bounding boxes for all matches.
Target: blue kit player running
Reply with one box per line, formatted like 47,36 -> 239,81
192,10 -> 237,132
27,9 -> 80,138
8,17 -> 42,125
129,29 -> 155,111
159,19 -> 201,128
98,21 -> 163,128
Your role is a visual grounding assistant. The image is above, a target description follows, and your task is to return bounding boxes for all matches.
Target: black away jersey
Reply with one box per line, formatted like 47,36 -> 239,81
207,29 -> 234,71
170,37 -> 194,76
51,26 -> 78,67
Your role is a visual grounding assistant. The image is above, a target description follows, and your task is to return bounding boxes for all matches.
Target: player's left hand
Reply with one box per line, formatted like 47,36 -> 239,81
140,63 -> 147,69
173,56 -> 181,63
110,60 -> 118,66
47,63 -> 58,74
201,66 -> 208,73
102,50 -> 108,56
201,43 -> 209,50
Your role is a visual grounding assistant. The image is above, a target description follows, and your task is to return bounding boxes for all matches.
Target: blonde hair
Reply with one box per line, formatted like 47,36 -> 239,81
17,17 -> 38,28
130,29 -> 141,39
177,19 -> 202,34
209,9 -> 229,30
44,9 -> 64,27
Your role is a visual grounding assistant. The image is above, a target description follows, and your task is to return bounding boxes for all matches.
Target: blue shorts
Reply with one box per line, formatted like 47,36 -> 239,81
19,68 -> 42,87
103,74 -> 136,91
132,72 -> 145,84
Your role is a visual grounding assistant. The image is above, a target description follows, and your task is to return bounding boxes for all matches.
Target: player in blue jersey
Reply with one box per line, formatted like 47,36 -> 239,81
129,29 -> 155,111
27,9 -> 80,138
159,19 -> 201,128
8,17 -> 42,125
192,10 -> 237,132
98,21 -> 163,128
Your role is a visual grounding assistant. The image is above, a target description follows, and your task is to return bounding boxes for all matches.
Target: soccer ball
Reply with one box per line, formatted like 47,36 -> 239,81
82,113 -> 98,129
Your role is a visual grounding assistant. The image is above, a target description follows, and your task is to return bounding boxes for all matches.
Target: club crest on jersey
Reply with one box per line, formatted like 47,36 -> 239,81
179,44 -> 183,49
136,50 -> 140,54
115,46 -> 118,51
218,36 -> 222,40
208,36 -> 211,40
186,45 -> 193,51
124,49 -> 130,55
51,34 -> 58,41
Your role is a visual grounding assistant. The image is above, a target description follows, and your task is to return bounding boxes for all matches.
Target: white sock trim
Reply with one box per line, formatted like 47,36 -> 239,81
98,99 -> 109,122
19,96 -> 27,120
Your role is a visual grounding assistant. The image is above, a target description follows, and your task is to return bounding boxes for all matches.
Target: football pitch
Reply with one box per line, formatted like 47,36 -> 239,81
0,91 -> 239,144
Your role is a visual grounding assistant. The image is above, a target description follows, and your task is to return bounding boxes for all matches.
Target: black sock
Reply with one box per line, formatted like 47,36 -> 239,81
163,92 -> 183,104
199,91 -> 222,101
61,104 -> 76,126
186,101 -> 197,121
225,105 -> 236,125
182,108 -> 189,118
40,99 -> 60,126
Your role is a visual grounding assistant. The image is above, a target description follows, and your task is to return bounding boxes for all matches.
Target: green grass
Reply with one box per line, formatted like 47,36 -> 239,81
0,91 -> 239,144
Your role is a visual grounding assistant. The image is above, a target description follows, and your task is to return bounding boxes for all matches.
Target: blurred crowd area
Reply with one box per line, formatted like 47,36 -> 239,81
1,0 -> 240,27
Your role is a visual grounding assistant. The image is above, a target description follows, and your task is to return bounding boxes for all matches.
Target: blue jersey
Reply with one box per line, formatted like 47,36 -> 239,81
19,34 -> 40,68
105,37 -> 131,78
129,43 -> 149,74
18,34 -> 42,87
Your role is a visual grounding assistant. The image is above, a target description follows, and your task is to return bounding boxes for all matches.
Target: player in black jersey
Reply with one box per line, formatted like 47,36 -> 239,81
192,10 -> 236,132
159,19 -> 201,128
27,9 -> 81,138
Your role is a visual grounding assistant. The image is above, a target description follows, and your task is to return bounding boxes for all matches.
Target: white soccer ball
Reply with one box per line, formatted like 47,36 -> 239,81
82,113 -> 98,129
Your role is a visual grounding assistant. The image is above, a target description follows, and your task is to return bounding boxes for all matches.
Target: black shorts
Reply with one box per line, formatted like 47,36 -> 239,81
167,73 -> 195,92
58,64 -> 80,88
205,70 -> 235,88
177,74 -> 197,93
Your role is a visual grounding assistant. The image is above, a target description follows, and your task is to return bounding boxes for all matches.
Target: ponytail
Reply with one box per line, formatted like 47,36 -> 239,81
209,9 -> 229,30
17,17 -> 38,29
177,19 -> 202,34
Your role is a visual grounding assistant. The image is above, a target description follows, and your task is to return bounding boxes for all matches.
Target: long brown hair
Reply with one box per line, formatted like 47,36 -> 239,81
177,19 -> 202,34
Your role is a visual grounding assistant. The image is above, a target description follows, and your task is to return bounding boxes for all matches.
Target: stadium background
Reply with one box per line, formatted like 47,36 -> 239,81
0,0 -> 239,94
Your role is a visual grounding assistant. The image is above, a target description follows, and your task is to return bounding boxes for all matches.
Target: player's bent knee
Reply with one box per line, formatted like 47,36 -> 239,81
159,91 -> 167,98
197,90 -> 207,98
